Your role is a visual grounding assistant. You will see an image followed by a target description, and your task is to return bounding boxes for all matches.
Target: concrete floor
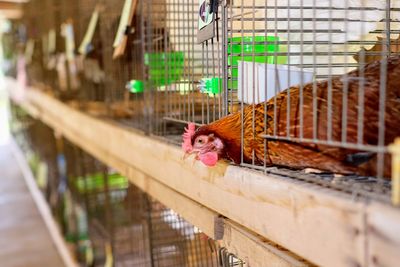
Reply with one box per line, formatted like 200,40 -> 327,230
0,143 -> 65,267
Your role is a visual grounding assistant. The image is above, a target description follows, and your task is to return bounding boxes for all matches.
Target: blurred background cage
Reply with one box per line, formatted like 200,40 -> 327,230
10,106 -> 246,267
140,0 -> 226,137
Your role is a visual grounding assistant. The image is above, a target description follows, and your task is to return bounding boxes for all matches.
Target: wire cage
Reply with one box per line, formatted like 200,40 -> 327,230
73,0 -> 106,105
63,144 -> 244,267
64,142 -> 247,267
139,0 -> 226,138
16,0 -> 400,201
96,0 -> 133,119
213,0 -> 399,197
101,0 -> 400,188
127,0 -> 398,197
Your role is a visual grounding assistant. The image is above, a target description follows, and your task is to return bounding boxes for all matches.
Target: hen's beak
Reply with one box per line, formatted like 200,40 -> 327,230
183,152 -> 190,160
183,150 -> 197,160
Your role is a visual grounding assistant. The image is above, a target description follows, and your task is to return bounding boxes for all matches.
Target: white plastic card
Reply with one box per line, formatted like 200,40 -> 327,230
238,61 -> 314,104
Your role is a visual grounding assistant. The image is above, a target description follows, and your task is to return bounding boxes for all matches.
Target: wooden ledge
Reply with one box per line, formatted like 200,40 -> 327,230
7,78 -> 400,267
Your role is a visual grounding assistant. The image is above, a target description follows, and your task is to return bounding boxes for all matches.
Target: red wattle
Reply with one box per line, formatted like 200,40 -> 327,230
199,152 -> 218,166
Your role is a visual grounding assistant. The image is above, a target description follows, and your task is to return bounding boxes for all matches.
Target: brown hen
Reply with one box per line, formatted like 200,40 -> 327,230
184,55 -> 400,178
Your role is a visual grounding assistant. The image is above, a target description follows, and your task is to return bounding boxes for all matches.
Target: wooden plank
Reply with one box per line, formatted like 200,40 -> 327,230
0,1 -> 22,9
0,9 -> 22,19
9,82 -> 400,267
0,1 -> 23,19
366,202 -> 400,267
389,138 -> 400,206
223,221 -> 309,267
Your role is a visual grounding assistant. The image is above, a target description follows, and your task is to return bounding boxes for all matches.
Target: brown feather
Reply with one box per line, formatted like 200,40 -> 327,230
193,55 -> 400,178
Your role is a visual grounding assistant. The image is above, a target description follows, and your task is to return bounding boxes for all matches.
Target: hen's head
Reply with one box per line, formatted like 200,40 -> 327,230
182,123 -> 224,167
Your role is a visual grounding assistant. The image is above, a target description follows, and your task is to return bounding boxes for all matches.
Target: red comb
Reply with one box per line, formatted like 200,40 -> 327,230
182,123 -> 196,152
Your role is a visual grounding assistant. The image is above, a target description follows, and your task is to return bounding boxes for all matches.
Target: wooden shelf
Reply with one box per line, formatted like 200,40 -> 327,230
7,78 -> 400,267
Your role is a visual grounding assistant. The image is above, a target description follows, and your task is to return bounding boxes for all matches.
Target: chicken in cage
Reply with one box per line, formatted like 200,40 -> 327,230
182,0 -> 400,182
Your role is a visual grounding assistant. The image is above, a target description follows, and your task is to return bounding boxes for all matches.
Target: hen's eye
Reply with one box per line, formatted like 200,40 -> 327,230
198,139 -> 203,144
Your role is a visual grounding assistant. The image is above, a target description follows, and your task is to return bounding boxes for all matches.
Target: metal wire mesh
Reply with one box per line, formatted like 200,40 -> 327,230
221,0 -> 400,183
138,0 -> 225,138
15,0 -> 400,205
64,146 -> 244,267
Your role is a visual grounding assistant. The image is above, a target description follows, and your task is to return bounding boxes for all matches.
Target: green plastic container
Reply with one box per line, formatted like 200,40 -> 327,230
227,36 -> 287,89
200,77 -> 222,95
126,80 -> 144,93
75,173 -> 128,193
144,51 -> 185,86
228,36 -> 279,53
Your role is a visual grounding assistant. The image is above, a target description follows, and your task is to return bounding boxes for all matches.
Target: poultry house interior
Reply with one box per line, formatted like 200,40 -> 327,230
1,0 -> 400,266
